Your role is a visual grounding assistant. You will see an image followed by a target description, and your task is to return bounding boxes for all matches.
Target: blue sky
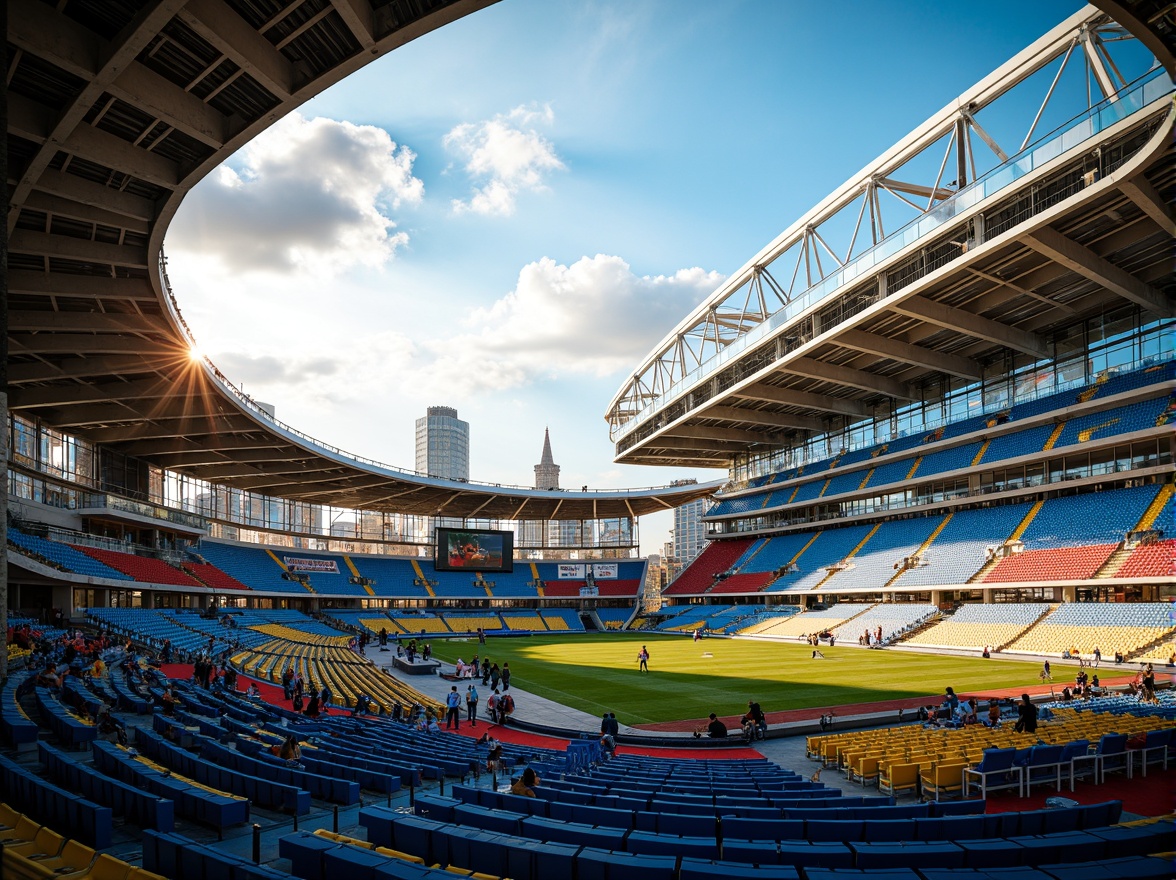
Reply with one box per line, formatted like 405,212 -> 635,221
166,0 -> 1097,553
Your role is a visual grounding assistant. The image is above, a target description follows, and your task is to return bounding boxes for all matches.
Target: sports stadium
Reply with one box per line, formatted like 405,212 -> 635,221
2,1 -> 1175,879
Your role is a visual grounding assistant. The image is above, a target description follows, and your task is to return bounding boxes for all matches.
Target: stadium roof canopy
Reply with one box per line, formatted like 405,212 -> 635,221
606,5 -> 1175,468
5,0 -> 719,520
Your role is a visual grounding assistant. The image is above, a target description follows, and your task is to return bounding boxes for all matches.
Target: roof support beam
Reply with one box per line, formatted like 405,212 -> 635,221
23,191 -> 151,236
9,378 -> 180,409
1119,176 -> 1176,238
109,63 -> 227,149
36,403 -> 158,428
6,354 -> 173,385
8,230 -> 149,270
329,0 -> 376,49
62,125 -> 180,189
31,168 -> 156,223
120,449 -> 293,469
7,270 -> 156,302
10,4 -> 226,149
730,383 -> 868,417
84,421 -> 255,445
178,0 -> 296,100
964,267 -> 1077,316
835,329 -> 982,380
1023,227 -> 1174,317
640,436 -> 769,453
7,0 -> 188,233
661,425 -> 783,445
891,295 -> 1050,359
702,405 -> 824,432
785,357 -> 916,401
622,455 -> 724,467
118,436 -> 295,457
7,309 -> 163,335
8,335 -> 178,356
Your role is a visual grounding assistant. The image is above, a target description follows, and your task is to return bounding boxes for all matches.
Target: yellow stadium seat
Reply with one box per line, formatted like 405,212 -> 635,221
6,826 -> 65,860
77,853 -> 133,880
27,839 -> 96,875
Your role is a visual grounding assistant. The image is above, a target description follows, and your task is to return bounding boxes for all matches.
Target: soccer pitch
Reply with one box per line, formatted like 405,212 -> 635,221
426,633 -> 1048,725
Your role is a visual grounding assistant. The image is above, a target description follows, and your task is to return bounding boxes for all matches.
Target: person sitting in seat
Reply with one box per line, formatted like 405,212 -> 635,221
985,701 -> 1001,727
599,733 -> 616,757
694,713 -> 728,738
278,735 -> 301,764
510,767 -> 540,797
745,700 -> 767,740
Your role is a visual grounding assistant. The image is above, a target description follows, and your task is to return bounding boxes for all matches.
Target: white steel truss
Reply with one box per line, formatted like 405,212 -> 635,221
605,6 -> 1161,438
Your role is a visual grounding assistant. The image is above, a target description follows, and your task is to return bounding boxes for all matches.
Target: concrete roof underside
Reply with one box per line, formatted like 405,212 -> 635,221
5,0 -> 719,520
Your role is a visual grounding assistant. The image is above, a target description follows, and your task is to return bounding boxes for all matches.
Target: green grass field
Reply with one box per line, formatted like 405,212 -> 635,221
427,633 -> 1048,725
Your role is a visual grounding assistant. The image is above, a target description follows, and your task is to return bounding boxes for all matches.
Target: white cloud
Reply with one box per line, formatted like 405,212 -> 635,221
444,104 -> 565,216
421,254 -> 724,392
170,112 -> 423,275
200,254 -> 721,408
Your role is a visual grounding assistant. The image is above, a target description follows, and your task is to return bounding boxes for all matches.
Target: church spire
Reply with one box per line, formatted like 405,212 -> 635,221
534,427 -> 560,489
540,427 -> 555,465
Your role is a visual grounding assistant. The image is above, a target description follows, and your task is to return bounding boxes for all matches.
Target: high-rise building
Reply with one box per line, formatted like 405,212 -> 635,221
415,406 -> 469,481
673,498 -> 708,567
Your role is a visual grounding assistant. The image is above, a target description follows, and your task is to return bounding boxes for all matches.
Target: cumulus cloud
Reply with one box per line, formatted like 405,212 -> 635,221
211,352 -> 342,386
198,254 -> 722,415
444,104 -> 565,216
420,254 -> 724,392
171,112 -> 423,274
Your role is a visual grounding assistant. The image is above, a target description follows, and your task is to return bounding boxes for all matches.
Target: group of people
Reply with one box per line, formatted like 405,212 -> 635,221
692,699 -> 770,740
1061,645 -> 1103,666
918,687 -> 989,728
740,700 -> 767,742
400,640 -> 432,664
858,626 -> 885,647
279,665 -> 330,717
450,655 -> 511,691
599,711 -> 620,753
1129,663 -> 1158,703
192,654 -> 235,690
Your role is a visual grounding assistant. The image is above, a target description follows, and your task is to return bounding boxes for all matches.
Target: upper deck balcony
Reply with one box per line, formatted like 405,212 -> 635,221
607,7 -> 1174,468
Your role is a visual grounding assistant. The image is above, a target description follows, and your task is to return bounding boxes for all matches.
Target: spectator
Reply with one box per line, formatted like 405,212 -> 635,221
694,713 -> 728,739
1014,694 -> 1038,734
278,735 -> 301,764
746,700 -> 767,740
510,767 -> 540,797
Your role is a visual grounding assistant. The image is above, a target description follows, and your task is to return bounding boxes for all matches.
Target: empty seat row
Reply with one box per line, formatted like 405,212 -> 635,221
38,741 -> 176,833
0,753 -> 113,848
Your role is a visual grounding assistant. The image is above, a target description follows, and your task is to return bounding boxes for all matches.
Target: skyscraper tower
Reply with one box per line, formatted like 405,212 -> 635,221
415,406 -> 470,481
673,498 -> 708,567
533,427 -> 561,490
